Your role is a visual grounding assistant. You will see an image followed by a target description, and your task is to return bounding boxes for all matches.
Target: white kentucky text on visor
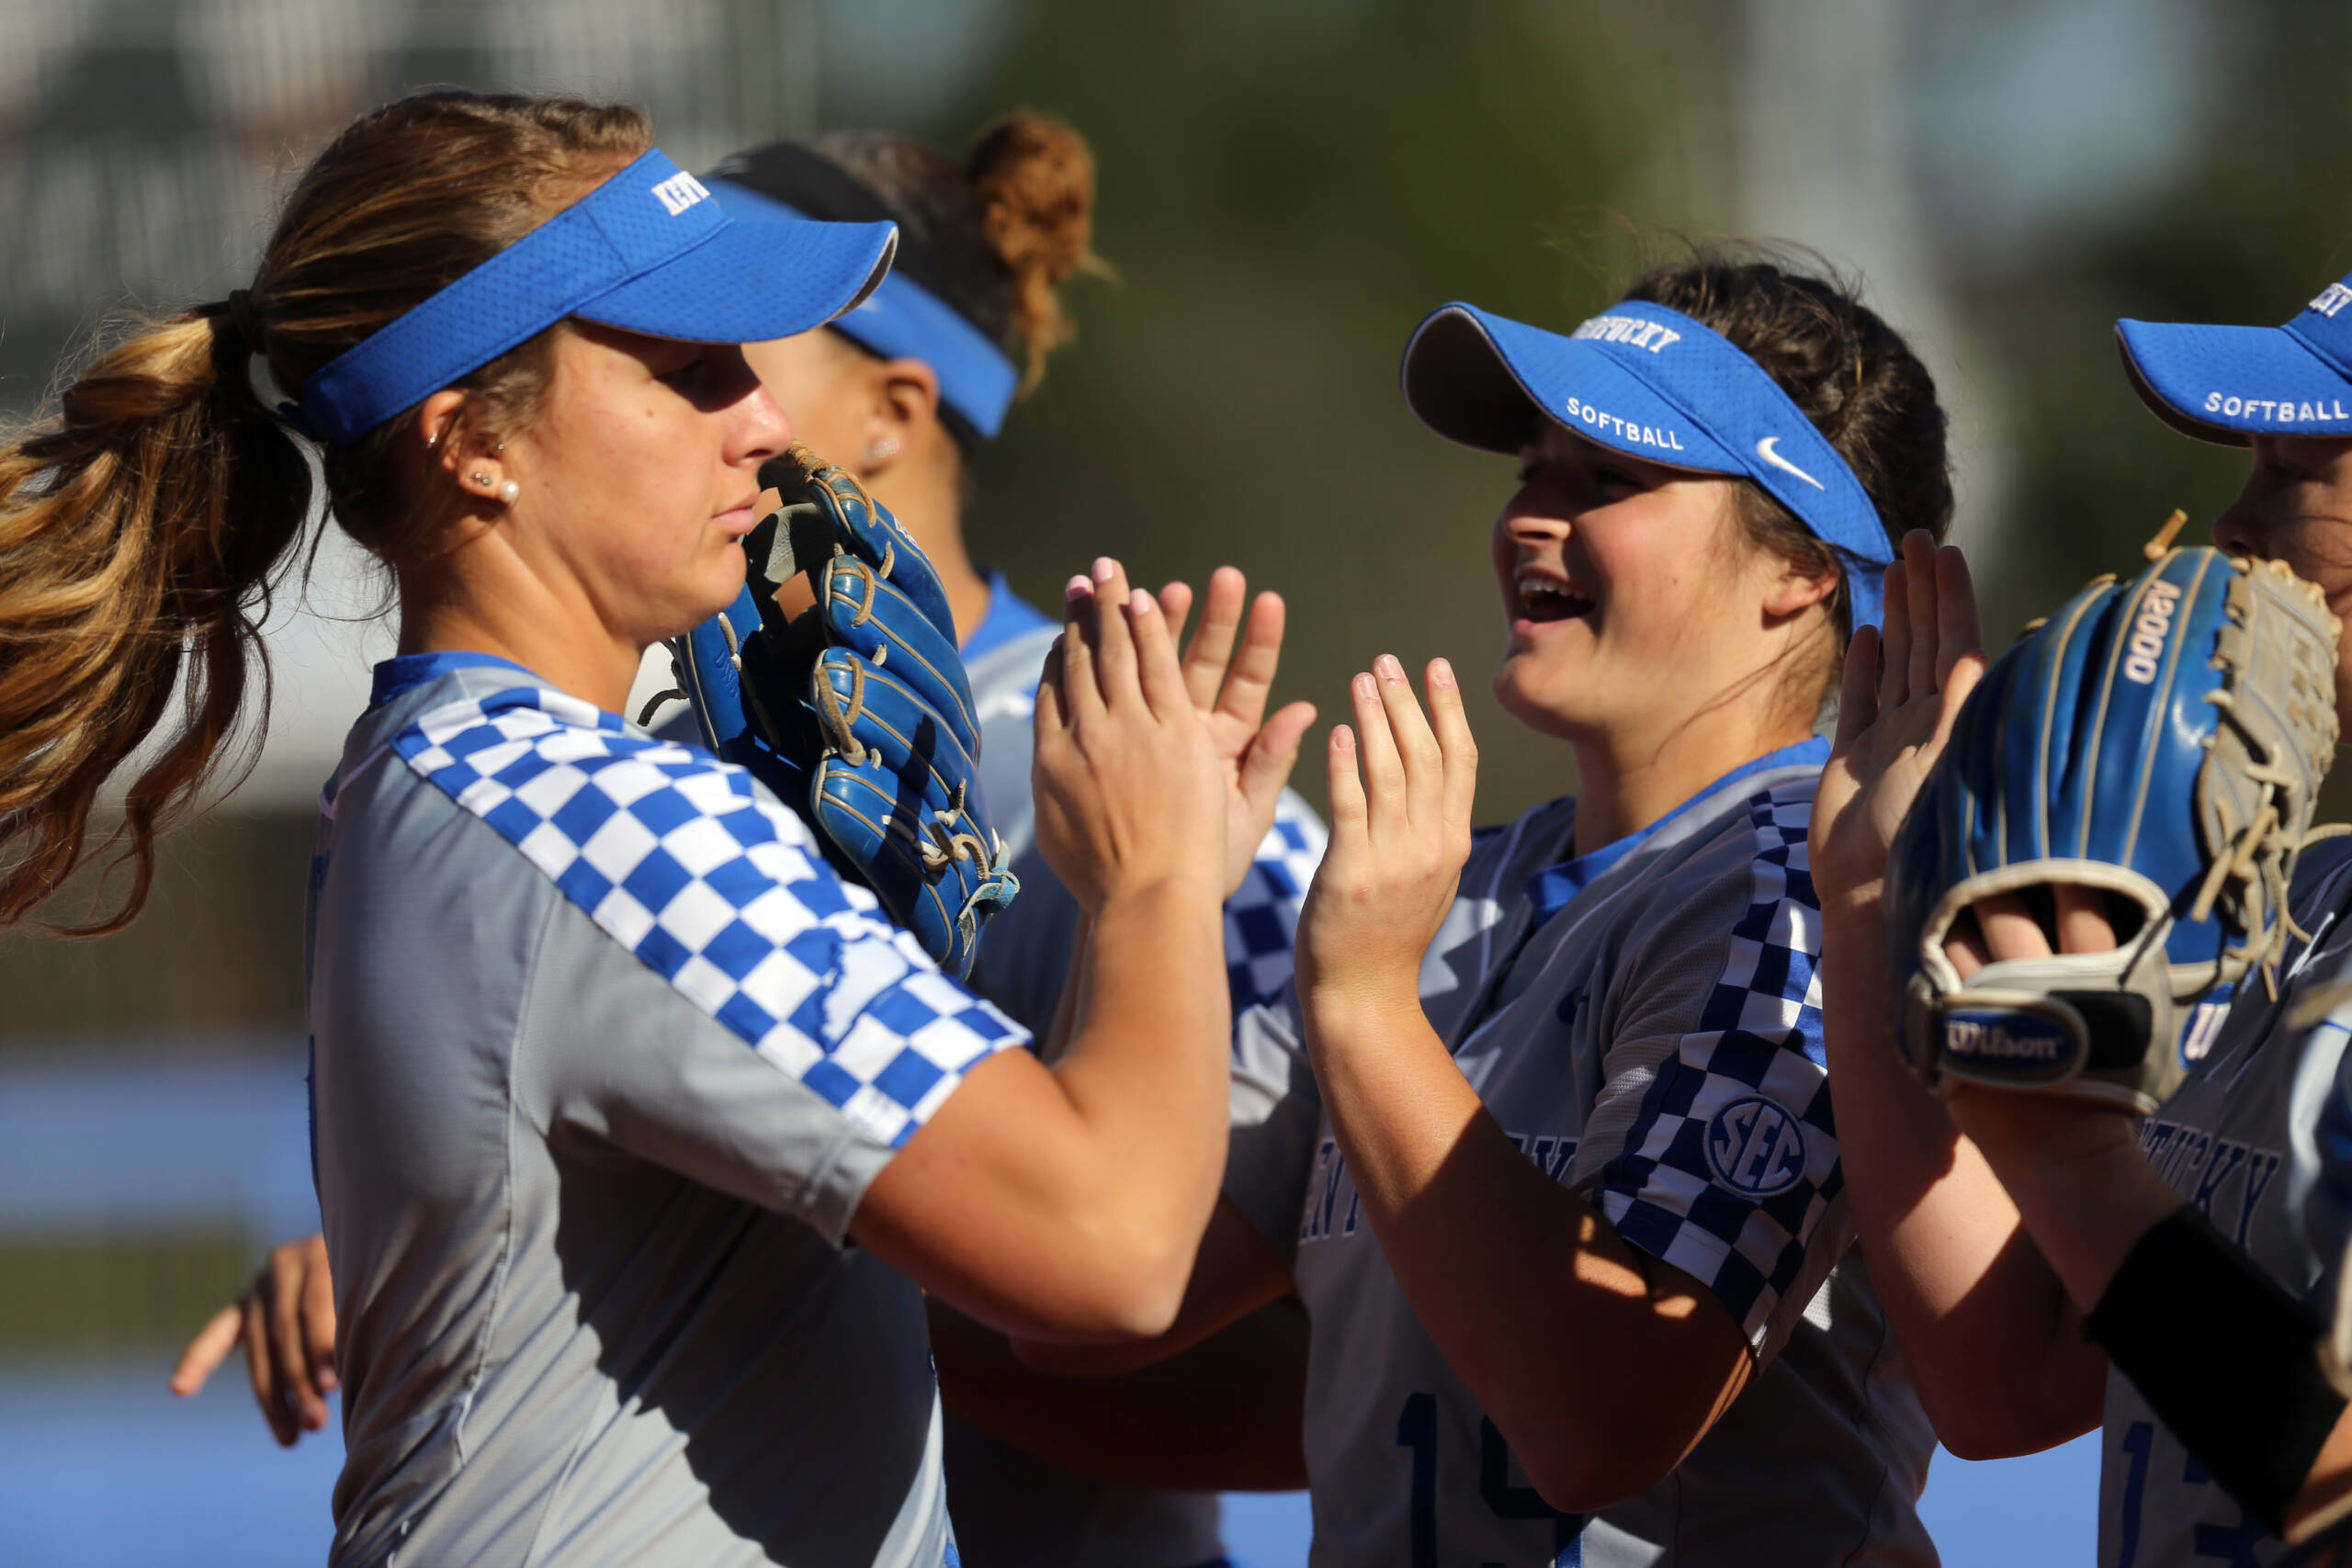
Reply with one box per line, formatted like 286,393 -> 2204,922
1563,312 -> 1690,451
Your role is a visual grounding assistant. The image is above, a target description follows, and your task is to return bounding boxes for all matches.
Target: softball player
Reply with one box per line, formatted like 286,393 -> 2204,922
4,90 -> 1299,1568
1810,272 -> 2352,1564
175,115 -> 1325,1568
989,254 -> 1958,1566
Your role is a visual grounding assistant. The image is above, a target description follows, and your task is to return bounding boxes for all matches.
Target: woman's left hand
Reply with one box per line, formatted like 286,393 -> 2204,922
1295,655 -> 1477,1019
1154,568 -> 1318,897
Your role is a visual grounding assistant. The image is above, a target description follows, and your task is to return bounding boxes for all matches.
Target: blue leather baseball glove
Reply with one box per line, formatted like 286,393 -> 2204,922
1885,540 -> 2340,1112
666,443 -> 1018,977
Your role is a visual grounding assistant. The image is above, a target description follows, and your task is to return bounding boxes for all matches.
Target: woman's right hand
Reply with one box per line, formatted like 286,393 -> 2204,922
1295,656 -> 1477,1020
1810,530 -> 1987,919
1033,557 -> 1228,914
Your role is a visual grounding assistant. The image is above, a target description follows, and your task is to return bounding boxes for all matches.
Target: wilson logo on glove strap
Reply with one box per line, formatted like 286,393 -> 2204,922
1943,1010 -> 2075,1077
2123,580 -> 2184,684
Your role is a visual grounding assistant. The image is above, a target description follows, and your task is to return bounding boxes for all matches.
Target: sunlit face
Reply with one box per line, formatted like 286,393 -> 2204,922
2211,433 -> 2352,725
742,328 -> 874,463
1490,420 -> 1804,745
496,321 -> 787,647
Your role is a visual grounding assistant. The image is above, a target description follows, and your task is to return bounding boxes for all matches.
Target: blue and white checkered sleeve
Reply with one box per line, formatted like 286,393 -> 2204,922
1224,790 -> 1328,1011
395,687 -> 1028,1153
1577,783 -> 1844,1351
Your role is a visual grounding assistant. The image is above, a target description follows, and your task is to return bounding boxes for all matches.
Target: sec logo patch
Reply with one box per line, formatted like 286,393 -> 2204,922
1703,1096 -> 1807,1197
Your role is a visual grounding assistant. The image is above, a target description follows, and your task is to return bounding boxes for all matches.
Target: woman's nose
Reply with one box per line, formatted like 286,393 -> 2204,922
707,345 -> 790,465
2210,493 -> 2265,558
732,381 -> 793,468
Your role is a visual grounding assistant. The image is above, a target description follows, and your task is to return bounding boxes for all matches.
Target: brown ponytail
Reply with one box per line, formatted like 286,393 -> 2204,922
967,114 -> 1106,392
0,90 -> 652,934
812,112 -> 1106,404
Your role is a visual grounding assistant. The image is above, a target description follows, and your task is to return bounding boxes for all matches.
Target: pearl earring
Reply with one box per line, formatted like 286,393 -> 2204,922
499,479 -> 520,503
865,435 -> 900,463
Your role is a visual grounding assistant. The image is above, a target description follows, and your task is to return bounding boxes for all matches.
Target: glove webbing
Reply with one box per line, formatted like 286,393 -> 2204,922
2199,556 -> 2346,998
2189,762 -> 2292,998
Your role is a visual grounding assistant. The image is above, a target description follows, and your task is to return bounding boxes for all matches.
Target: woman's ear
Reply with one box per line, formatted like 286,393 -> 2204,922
410,389 -> 514,508
861,357 -> 943,479
1760,554 -> 1843,622
414,390 -> 469,473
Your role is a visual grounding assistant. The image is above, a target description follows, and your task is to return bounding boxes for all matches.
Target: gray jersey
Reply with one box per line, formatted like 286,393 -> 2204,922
947,620 -> 1328,1568
1224,740 -> 1939,1568
2095,840 -> 2352,1568
309,656 -> 1030,1568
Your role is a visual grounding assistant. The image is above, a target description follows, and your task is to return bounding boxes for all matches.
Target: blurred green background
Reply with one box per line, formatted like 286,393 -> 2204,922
0,0 -> 2336,1561
18,0 -> 2346,1046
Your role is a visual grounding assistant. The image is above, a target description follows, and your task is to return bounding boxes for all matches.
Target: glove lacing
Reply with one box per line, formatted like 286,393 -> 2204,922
806,464 -> 1003,886
2189,778 -> 2293,999
811,660 -> 1010,886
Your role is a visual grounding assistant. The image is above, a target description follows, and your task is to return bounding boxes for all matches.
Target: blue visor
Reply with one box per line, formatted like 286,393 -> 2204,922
1400,300 -> 1894,631
299,149 -> 898,446
2118,276 -> 2352,446
707,177 -> 1021,439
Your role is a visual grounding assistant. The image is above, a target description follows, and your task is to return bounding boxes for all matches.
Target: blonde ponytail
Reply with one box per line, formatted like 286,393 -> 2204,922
0,308 -> 311,933
0,89 -> 655,934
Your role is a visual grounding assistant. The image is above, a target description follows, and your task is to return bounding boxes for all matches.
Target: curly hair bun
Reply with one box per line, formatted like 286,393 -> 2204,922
967,113 -> 1103,391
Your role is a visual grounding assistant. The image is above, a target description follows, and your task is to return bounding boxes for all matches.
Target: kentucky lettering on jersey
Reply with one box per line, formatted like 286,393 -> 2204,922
1226,739 -> 1939,1568
1301,1132 -> 1579,1247
1300,1139 -> 1361,1245
2137,1114 -> 2283,1248
1504,1130 -> 1581,1185
2098,841 -> 2352,1568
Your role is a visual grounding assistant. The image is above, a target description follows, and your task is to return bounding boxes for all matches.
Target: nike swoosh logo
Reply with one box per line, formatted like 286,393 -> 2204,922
1756,435 -> 1826,491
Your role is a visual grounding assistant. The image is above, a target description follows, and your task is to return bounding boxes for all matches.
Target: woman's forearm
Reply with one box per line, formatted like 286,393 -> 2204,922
1818,907 -> 2107,1457
857,877 -> 1229,1341
1948,1092 -> 2185,1314
1300,988 -> 1750,1513
933,1293 -> 1310,1491
1051,874 -> 1230,1237
1040,908 -> 1091,1065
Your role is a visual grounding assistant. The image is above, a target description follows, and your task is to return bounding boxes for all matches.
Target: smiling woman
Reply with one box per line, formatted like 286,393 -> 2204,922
0,89 -> 1289,1568
1237,255 -> 1956,1566
968,251 -> 1962,1568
